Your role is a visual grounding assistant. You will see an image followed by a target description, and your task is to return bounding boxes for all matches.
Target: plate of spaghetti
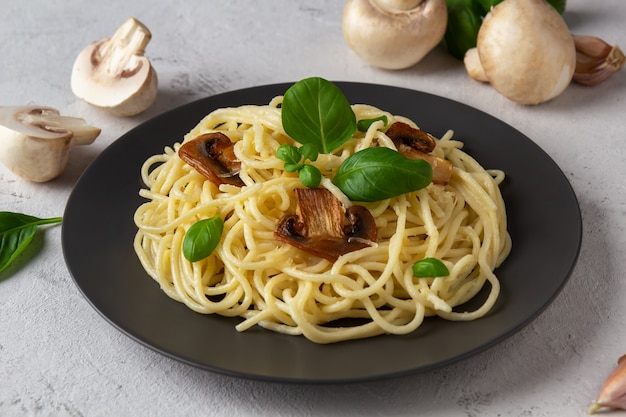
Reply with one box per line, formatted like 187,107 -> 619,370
63,80 -> 581,383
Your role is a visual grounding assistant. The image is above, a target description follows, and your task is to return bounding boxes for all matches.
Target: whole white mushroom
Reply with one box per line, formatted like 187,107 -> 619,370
472,0 -> 576,105
342,0 -> 448,70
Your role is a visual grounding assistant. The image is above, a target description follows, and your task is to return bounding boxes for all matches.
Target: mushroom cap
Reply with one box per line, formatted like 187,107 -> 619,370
477,0 -> 576,105
342,0 -> 448,69
0,106 -> 71,140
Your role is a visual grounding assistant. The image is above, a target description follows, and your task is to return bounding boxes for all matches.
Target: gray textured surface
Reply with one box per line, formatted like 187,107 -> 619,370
1,1 -> 625,416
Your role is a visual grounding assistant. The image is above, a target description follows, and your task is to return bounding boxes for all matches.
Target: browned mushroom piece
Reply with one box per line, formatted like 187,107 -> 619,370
385,121 -> 436,153
178,132 -> 244,187
385,122 -> 453,185
275,188 -> 377,262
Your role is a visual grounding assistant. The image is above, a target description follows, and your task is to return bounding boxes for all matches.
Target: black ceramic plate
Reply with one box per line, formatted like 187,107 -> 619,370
62,82 -> 582,383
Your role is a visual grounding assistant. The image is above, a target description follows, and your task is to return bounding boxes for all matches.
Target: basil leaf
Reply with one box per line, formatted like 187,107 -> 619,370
276,144 -> 301,165
412,258 -> 450,278
298,164 -> 322,189
333,147 -> 433,202
282,77 -> 357,154
357,115 -> 388,132
299,143 -> 319,162
284,163 -> 303,173
0,212 -> 62,273
183,215 -> 224,262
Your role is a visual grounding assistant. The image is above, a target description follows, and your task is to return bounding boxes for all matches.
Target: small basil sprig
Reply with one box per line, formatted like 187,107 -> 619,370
182,215 -> 224,262
332,147 -> 433,202
0,212 -> 62,274
412,258 -> 450,278
282,77 -> 357,154
276,143 -> 322,188
281,77 -> 434,201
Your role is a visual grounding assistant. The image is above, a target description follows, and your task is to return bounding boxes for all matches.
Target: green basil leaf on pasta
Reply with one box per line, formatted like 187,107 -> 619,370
412,258 -> 450,278
0,211 -> 62,274
298,164 -> 322,189
183,215 -> 224,262
332,147 -> 433,202
357,115 -> 388,132
276,144 -> 301,166
281,77 -> 357,154
299,143 -> 319,162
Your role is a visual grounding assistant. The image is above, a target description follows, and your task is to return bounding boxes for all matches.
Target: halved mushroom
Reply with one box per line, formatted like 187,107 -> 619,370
0,105 -> 100,182
385,121 -> 453,185
178,132 -> 244,187
71,17 -> 157,117
275,188 -> 377,262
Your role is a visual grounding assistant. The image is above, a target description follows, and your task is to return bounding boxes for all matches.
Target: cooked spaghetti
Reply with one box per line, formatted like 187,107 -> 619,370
133,96 -> 511,344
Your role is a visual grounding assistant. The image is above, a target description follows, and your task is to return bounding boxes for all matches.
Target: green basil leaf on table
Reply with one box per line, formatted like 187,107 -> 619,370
332,147 -> 433,202
281,77 -> 357,154
0,212 -> 62,273
412,258 -> 450,278
182,215 -> 224,262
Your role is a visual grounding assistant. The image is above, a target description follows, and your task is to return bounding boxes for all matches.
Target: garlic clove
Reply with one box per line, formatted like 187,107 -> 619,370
589,354 -> 626,414
572,35 -> 625,86
0,106 -> 100,182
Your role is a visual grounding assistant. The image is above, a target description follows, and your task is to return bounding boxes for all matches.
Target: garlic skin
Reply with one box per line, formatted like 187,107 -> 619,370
0,106 -> 100,182
476,0 -> 576,105
572,35 -> 625,86
589,355 -> 626,414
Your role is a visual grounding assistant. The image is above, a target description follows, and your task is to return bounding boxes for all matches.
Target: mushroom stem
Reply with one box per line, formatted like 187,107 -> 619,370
97,17 -> 152,79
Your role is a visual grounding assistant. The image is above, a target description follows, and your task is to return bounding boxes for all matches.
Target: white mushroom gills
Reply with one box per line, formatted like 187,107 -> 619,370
342,0 -> 448,70
71,17 -> 157,116
0,106 -> 100,182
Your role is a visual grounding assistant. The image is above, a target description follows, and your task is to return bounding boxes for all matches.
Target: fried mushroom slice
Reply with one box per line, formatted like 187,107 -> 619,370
178,132 -> 244,187
385,121 -> 453,185
275,188 -> 377,262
